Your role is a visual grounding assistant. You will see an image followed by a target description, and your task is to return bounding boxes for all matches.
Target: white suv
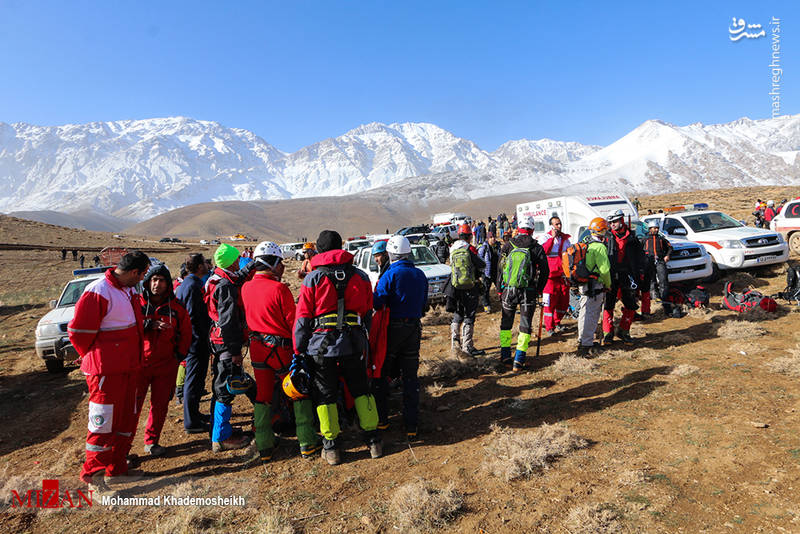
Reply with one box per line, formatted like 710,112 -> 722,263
352,244 -> 450,306
769,198 -> 800,254
643,206 -> 789,274
35,268 -> 108,373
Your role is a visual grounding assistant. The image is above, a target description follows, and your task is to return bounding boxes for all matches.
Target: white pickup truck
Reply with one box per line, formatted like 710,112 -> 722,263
643,205 -> 789,276
35,267 -> 110,373
769,198 -> 800,254
352,244 -> 450,306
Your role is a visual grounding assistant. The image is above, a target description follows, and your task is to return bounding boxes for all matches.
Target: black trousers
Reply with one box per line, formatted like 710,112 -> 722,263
500,287 -> 537,334
480,276 -> 500,308
644,258 -> 669,300
604,271 -> 639,312
183,343 -> 210,429
373,320 -> 421,429
310,352 -> 370,406
448,288 -> 479,324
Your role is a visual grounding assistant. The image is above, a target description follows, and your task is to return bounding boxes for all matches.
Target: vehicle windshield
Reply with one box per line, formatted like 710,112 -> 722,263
58,279 -> 95,307
411,246 -> 439,265
682,212 -> 742,232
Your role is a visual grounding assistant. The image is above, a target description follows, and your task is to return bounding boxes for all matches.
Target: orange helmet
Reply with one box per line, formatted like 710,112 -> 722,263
458,223 -> 472,235
303,242 -> 315,250
282,372 -> 309,400
588,217 -> 608,235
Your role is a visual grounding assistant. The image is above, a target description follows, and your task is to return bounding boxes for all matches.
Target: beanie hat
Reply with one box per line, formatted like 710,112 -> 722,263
316,230 -> 343,252
214,243 -> 240,269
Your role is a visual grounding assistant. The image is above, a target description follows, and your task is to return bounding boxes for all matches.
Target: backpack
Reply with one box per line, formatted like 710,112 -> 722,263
502,246 -> 532,288
562,242 -> 597,286
685,286 -> 709,308
781,265 -> 800,302
450,246 -> 476,289
723,282 -> 778,313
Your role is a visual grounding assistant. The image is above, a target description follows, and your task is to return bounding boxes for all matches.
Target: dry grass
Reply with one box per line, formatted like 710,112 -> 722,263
389,480 -> 464,532
730,341 -> 766,355
552,354 -> 598,375
765,346 -> 800,377
248,511 -> 295,534
421,308 -> 452,326
717,321 -> 767,338
564,503 -> 623,534
420,356 -> 494,379
483,424 -> 589,481
669,364 -> 699,377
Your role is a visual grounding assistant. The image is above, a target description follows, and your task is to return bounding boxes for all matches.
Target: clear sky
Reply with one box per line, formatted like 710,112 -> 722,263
0,1 -> 796,152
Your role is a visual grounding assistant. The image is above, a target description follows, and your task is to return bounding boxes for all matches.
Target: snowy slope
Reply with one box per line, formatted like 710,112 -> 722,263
0,114 -> 797,221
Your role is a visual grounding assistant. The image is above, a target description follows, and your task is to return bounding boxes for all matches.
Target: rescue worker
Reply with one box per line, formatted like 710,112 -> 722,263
641,220 -> 672,317
541,216 -> 572,335
134,263 -> 192,457
175,253 -> 211,433
372,235 -> 428,439
372,240 -> 390,278
242,241 -> 320,462
174,262 -> 189,404
498,217 -> 549,370
603,210 -> 645,345
764,200 -> 777,223
293,230 -> 381,465
205,244 -> 257,452
576,219 -> 612,356
446,224 -> 486,356
68,251 -> 149,497
478,233 -> 501,313
433,237 -> 449,264
297,242 -> 316,279
418,234 -> 430,248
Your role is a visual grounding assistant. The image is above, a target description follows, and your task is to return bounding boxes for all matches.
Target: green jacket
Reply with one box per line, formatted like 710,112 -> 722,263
585,239 -> 611,289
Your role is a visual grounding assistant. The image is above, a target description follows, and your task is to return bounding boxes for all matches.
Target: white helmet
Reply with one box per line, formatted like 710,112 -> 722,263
647,219 -> 660,229
254,241 -> 283,259
767,200 -> 775,207
386,235 -> 411,255
518,217 -> 535,230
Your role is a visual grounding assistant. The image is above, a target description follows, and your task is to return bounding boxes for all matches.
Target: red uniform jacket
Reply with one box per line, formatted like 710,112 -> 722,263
204,267 -> 247,355
241,272 -> 295,339
68,269 -> 144,376
293,249 -> 373,357
136,294 -> 192,370
542,232 -> 572,279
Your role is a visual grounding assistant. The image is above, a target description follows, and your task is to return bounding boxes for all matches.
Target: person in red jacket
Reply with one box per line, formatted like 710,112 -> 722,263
134,263 -> 192,457
541,216 -> 572,336
205,243 -> 257,452
68,251 -> 150,497
242,241 -> 320,462
293,230 -> 381,465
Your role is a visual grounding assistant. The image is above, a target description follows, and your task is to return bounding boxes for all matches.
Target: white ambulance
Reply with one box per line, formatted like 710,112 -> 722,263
769,198 -> 800,254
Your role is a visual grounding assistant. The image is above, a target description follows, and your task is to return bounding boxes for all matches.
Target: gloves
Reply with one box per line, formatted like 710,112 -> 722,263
290,353 -> 310,377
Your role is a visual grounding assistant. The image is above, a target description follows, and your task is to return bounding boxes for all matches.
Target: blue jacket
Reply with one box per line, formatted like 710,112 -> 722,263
478,241 -> 500,279
175,273 -> 211,357
373,259 -> 429,319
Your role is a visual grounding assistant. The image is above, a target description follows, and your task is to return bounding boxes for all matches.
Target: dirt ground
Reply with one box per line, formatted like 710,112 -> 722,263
1,187 -> 799,533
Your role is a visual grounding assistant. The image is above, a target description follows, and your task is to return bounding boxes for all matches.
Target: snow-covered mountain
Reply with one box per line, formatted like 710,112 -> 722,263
0,114 -> 797,221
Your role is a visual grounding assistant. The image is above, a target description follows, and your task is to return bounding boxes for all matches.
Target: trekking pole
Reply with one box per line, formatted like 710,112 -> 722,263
535,300 -> 545,358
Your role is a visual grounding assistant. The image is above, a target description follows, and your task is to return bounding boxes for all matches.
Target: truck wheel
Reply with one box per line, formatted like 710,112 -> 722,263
705,260 -> 720,283
45,359 -> 64,373
790,232 -> 800,255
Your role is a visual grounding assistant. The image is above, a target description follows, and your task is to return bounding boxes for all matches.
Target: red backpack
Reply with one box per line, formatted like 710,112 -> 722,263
723,282 -> 777,313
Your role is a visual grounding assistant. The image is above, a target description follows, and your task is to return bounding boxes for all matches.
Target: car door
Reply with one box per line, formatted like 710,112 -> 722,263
662,217 -> 688,239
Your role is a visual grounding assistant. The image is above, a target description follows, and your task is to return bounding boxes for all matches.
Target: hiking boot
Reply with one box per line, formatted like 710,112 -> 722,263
450,323 -> 461,353
211,433 -> 251,452
321,447 -> 341,465
546,329 -> 556,337
299,444 -> 322,460
185,424 -> 210,434
88,472 -> 118,499
602,332 -> 615,345
617,330 -> 635,345
465,346 -> 486,357
144,443 -> 166,457
105,469 -> 146,485
369,440 -> 383,459
499,347 -> 513,365
406,426 -> 419,441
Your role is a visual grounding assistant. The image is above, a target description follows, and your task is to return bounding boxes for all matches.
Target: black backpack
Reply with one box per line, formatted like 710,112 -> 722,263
686,286 -> 710,308
782,265 -> 800,303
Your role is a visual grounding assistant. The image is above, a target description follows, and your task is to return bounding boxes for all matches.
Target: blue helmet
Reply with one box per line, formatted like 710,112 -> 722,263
371,240 -> 387,255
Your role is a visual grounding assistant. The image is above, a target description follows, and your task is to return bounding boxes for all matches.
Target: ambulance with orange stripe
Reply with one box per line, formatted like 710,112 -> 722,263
642,203 -> 789,276
769,198 -> 800,255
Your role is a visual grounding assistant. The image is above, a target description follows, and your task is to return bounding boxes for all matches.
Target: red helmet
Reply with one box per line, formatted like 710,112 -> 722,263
458,223 -> 472,235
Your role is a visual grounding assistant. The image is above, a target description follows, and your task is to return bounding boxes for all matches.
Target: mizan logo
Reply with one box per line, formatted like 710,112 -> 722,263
11,479 -> 93,509
92,414 -> 105,427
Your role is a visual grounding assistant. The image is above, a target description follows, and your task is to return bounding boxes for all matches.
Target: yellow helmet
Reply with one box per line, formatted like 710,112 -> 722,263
303,242 -> 315,250
282,372 -> 309,400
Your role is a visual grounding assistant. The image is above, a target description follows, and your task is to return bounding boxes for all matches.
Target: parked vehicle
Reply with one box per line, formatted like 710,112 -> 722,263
344,237 -> 372,252
280,242 -> 307,260
643,204 -> 789,275
352,244 -> 450,306
769,198 -> 800,254
432,212 -> 470,225
159,237 -> 172,243
517,193 -> 639,243
396,225 -> 430,236
35,267 -> 112,373
431,224 -> 459,241
630,221 -> 713,282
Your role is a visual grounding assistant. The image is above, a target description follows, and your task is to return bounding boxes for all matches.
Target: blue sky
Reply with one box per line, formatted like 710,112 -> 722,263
0,1 -> 796,152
